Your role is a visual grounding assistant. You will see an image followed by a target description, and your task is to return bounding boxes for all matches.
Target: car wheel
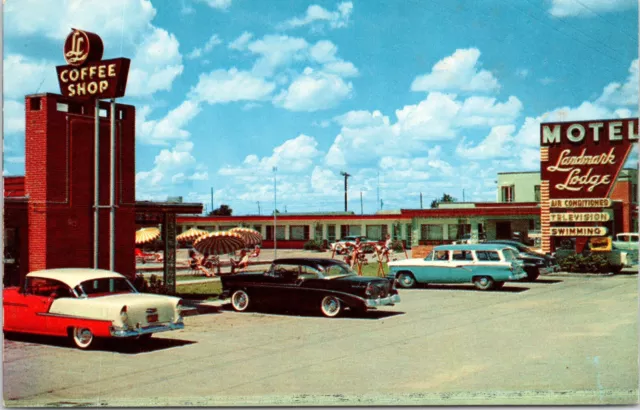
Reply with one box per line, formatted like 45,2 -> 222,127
231,289 -> 251,312
526,271 -> 540,281
320,296 -> 342,318
71,327 -> 95,349
396,272 -> 416,288
473,276 -> 495,291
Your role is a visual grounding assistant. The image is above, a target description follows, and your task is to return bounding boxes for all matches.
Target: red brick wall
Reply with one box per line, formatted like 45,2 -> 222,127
611,181 -> 632,233
24,94 -> 136,279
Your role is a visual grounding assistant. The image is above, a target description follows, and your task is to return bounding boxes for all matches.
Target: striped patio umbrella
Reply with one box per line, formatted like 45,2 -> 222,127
193,231 -> 245,255
229,227 -> 263,247
176,227 -> 208,242
135,227 -> 160,245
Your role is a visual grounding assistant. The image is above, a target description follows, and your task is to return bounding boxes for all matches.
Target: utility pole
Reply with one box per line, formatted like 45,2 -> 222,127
380,199 -> 384,210
210,187 -> 214,213
420,192 -> 423,209
360,191 -> 363,215
257,201 -> 261,215
340,171 -> 351,212
463,189 -> 466,202
377,171 -> 380,210
273,166 -> 278,259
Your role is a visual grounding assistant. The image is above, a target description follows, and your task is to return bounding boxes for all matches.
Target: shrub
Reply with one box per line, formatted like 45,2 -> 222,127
390,240 -> 405,253
558,253 -> 612,273
134,273 -> 170,294
303,240 -> 324,251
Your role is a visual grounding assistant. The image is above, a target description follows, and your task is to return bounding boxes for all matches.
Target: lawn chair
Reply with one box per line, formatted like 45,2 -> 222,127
135,248 -> 159,264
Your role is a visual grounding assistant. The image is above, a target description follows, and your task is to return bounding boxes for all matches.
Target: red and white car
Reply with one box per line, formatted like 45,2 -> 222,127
3,268 -> 186,349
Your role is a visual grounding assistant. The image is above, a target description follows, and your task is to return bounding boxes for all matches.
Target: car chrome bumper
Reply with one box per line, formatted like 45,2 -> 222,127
110,322 -> 184,338
365,294 -> 401,308
509,271 -> 528,280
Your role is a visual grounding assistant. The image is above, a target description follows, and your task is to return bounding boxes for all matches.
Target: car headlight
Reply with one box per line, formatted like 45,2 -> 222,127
365,283 -> 374,296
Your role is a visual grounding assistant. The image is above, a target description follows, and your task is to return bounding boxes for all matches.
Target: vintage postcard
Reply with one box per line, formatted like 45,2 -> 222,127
2,0 -> 638,406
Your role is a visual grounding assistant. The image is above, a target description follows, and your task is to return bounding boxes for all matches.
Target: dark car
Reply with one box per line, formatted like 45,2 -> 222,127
220,258 -> 400,317
484,240 -> 559,280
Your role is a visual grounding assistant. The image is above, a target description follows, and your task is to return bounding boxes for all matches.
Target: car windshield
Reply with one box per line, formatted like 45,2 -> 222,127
75,277 -> 137,297
502,249 -> 517,261
320,263 -> 357,278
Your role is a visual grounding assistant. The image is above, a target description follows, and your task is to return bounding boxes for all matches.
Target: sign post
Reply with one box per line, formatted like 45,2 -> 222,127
540,118 -> 638,253
58,28 -> 130,271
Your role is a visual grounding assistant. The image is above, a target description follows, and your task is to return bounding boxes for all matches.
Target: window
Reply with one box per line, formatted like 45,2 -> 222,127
434,250 -> 449,261
366,225 -> 383,240
534,185 -> 541,202
347,225 -> 361,236
266,226 -> 286,240
392,224 -> 401,240
500,185 -> 514,202
290,225 -> 308,240
315,224 -> 323,240
421,224 -> 443,240
476,251 -> 501,261
406,224 -> 412,247
448,224 -> 471,240
633,184 -> 638,203
26,278 -> 73,297
29,97 -> 41,111
327,225 -> 336,242
452,250 -> 473,261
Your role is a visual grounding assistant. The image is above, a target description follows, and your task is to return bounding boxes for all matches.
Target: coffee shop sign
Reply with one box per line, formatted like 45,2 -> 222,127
56,29 -> 130,99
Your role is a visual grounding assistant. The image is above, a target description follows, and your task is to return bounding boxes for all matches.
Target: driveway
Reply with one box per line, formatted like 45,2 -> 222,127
3,274 -> 637,406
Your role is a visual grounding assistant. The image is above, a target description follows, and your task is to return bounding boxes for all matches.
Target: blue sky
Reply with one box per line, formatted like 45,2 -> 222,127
3,0 -> 638,215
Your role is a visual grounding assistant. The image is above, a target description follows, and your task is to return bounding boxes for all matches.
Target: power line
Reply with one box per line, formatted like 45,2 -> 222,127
511,0 -> 629,67
572,0 -> 639,42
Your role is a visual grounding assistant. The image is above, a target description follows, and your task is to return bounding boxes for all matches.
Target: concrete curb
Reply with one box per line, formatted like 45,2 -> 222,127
542,271 -> 635,278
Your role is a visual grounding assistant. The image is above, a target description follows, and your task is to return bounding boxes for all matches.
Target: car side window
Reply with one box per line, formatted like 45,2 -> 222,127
486,251 -> 501,261
452,251 -> 473,261
476,251 -> 488,261
25,278 -> 73,298
434,251 -> 449,261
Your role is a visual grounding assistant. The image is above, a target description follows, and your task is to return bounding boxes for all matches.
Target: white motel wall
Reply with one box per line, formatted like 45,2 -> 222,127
177,170 -> 636,249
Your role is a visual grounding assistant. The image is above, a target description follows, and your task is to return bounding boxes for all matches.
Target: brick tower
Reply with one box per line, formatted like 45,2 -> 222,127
24,93 -> 136,278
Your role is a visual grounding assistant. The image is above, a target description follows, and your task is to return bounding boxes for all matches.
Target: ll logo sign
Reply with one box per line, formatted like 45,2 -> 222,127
63,28 -> 104,67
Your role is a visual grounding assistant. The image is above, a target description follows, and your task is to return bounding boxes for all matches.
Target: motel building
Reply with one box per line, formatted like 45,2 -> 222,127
176,168 -> 638,250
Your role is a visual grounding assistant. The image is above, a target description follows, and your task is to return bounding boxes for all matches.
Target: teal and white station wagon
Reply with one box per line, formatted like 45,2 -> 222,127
387,244 -> 527,291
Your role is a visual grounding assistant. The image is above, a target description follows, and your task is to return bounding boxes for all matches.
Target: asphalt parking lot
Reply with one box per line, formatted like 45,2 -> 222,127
3,273 -> 638,406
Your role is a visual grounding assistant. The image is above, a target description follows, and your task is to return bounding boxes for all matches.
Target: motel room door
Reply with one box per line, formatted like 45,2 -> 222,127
495,222 -> 512,239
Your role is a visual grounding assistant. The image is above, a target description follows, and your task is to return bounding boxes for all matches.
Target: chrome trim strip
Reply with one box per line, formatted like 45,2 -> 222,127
110,322 -> 184,337
364,294 -> 401,308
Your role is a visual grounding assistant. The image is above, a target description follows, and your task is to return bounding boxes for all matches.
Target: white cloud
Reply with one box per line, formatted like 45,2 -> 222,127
549,0 -> 636,17
229,31 -> 253,50
334,110 -> 390,128
194,0 -> 232,10
278,1 -> 353,31
310,167 -> 343,195
411,48 -> 500,93
247,35 -> 309,77
136,141 -> 208,198
539,77 -> 555,85
596,59 -> 638,107
323,61 -> 359,77
516,68 -> 530,78
274,68 -> 353,111
3,54 -> 58,99
124,28 -> 184,97
456,96 -> 523,127
4,0 -> 156,42
220,134 -> 322,175
456,125 -> 516,159
187,34 -> 222,59
190,68 -> 276,104
137,100 -> 202,146
4,100 -> 26,135
392,92 -> 460,140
